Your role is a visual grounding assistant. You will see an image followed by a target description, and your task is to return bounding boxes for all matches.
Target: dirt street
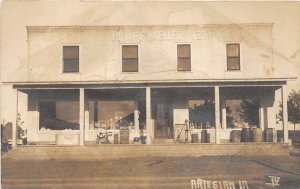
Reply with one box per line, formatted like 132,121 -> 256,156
1,153 -> 300,189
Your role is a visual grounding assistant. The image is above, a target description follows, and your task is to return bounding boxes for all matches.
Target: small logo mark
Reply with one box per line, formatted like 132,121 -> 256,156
266,176 -> 280,187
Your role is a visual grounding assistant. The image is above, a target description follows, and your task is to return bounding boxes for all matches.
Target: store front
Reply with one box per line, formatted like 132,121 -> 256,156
12,81 -> 290,146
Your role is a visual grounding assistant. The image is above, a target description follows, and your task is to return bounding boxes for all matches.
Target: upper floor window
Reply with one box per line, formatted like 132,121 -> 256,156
122,45 -> 138,72
226,44 -> 240,71
177,44 -> 191,71
63,46 -> 79,73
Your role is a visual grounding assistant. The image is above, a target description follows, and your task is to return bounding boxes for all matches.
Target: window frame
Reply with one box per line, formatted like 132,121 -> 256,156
38,99 -> 80,133
62,45 -> 80,73
226,43 -> 241,71
187,98 -> 216,129
87,98 -> 135,130
121,44 -> 139,73
177,44 -> 191,72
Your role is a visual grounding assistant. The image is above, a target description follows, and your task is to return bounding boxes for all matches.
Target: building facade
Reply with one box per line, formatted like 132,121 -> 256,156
1,1 -> 298,147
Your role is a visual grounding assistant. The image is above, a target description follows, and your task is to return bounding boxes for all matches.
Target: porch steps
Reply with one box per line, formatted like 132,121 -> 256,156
5,143 -> 291,161
154,139 -> 174,144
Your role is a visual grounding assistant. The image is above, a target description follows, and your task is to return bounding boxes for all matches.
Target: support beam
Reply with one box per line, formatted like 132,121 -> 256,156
84,99 -> 89,137
215,86 -> 220,144
221,99 -> 227,130
79,88 -> 85,146
134,98 -> 140,135
281,85 -> 288,144
12,89 -> 18,147
259,106 -> 265,131
146,87 -> 151,144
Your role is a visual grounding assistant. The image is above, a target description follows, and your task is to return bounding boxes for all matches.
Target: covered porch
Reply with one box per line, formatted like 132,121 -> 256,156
11,81 -> 290,146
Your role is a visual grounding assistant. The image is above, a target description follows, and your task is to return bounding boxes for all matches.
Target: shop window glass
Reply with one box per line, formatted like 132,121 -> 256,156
89,100 -> 134,129
188,99 -> 215,129
225,99 -> 259,128
39,101 -> 79,130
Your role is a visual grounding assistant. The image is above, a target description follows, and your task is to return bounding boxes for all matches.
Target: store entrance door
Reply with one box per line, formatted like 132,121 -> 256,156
154,100 -> 172,139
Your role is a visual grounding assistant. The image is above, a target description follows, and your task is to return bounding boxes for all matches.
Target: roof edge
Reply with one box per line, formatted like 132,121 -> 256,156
2,77 -> 296,86
26,23 -> 274,32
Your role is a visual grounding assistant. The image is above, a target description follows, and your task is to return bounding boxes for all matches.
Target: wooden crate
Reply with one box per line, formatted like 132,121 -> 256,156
120,127 -> 129,144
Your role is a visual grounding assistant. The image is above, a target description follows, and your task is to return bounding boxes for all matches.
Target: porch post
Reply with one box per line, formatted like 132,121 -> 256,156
134,98 -> 140,135
215,86 -> 220,144
84,99 -> 89,137
79,88 -> 85,146
12,89 -> 18,147
146,87 -> 151,144
221,99 -> 227,130
281,85 -> 288,144
259,103 -> 265,131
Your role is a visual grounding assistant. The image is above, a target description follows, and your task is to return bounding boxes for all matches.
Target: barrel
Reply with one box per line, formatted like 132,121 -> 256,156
252,128 -> 262,142
264,128 -> 274,142
241,128 -> 252,142
114,134 -> 119,144
230,130 -> 241,142
201,130 -> 208,143
191,134 -> 199,143
206,133 -> 210,143
277,137 -> 284,143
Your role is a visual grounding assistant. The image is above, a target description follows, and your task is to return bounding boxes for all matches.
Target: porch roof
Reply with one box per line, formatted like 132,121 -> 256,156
3,77 -> 296,89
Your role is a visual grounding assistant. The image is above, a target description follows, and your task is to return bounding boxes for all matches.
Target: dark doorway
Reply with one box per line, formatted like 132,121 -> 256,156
154,99 -> 173,139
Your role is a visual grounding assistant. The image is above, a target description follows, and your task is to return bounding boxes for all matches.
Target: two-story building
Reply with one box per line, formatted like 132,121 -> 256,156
2,0 -> 299,148
3,23 -> 295,146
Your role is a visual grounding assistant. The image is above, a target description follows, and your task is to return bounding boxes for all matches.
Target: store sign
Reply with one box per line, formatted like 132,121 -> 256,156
111,30 -> 209,41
